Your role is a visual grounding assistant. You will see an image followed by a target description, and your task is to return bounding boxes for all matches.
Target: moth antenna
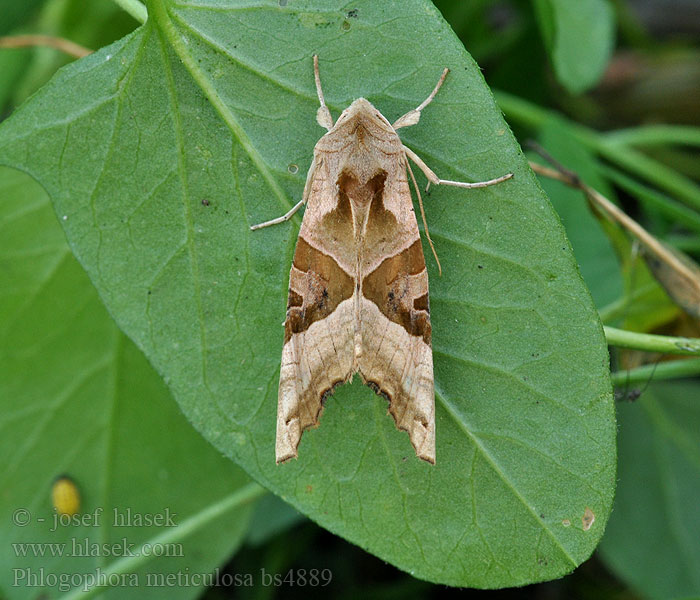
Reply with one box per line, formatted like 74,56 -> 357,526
393,67 -> 449,130
407,157 -> 442,276
313,55 -> 334,131
416,67 -> 449,113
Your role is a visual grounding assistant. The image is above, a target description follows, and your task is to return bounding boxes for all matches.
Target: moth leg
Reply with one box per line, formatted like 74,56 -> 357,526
249,199 -> 305,231
250,158 -> 317,231
403,145 -> 513,191
393,68 -> 449,130
313,55 -> 333,131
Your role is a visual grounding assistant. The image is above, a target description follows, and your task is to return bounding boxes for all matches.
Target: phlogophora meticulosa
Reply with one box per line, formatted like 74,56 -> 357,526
252,56 -> 512,464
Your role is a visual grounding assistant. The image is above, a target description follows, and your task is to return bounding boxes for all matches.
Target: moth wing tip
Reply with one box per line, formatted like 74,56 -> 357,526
420,454 -> 436,465
275,452 -> 297,465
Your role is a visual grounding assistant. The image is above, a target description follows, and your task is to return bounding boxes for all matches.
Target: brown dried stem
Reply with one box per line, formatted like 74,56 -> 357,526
528,158 -> 700,303
0,34 -> 92,59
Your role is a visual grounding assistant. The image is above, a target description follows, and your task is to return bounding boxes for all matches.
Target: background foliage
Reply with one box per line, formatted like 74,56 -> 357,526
1,0 -> 699,598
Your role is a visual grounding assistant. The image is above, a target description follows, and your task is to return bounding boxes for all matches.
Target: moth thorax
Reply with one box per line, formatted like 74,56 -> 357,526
341,144 -> 386,179
337,169 -> 387,208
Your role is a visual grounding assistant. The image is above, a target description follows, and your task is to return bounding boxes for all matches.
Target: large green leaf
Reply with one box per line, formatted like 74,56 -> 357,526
0,0 -> 616,587
599,381 -> 700,599
534,0 -> 616,94
0,167 -> 259,599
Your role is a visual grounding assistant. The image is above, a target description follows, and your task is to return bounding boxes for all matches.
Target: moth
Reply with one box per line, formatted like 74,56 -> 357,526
252,56 -> 512,464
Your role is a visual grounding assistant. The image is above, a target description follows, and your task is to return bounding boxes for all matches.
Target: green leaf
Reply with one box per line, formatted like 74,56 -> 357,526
0,0 -> 616,587
0,47 -> 32,112
0,167 -> 259,599
0,0 -> 45,35
599,381 -> 700,599
5,0 -> 140,111
534,0 -> 616,94
245,494 -> 304,548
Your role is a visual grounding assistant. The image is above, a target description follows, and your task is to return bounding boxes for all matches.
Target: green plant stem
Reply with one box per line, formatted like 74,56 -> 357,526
604,125 -> 700,148
60,482 -> 267,600
112,0 -> 147,23
611,358 -> 700,386
604,326 -> 700,356
495,90 -> 700,211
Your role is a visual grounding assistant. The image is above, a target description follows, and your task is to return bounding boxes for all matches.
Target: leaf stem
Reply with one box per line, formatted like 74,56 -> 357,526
111,0 -> 147,24
611,358 -> 700,386
0,34 -> 92,58
604,326 -> 700,356
60,482 -> 267,600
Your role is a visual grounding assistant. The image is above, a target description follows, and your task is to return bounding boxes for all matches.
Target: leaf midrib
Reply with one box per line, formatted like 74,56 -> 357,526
151,0 -> 293,219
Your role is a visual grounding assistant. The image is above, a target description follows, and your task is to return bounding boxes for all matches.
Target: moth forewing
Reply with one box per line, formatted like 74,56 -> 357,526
251,56 -> 512,465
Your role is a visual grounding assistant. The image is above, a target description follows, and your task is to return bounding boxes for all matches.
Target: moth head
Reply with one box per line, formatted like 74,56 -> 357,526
334,98 -> 393,132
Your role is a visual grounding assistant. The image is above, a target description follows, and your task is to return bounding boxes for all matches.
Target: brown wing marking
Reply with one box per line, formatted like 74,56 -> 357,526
276,236 -> 355,463
359,240 -> 435,463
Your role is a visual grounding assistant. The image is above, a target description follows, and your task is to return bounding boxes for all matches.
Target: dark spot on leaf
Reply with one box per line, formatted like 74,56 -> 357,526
347,9 -> 358,18
201,198 -> 210,206
477,264 -> 483,269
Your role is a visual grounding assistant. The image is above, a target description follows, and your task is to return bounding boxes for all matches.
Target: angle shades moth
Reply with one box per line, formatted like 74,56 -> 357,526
252,56 -> 512,464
